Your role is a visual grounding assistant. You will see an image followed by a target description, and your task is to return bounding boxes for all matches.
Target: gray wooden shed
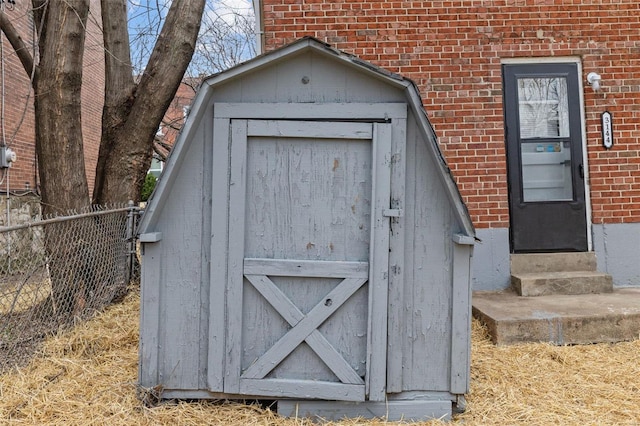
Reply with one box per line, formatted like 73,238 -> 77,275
138,37 -> 475,422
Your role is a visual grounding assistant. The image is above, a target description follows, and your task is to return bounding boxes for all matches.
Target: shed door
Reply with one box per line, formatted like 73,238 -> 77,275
219,119 -> 392,401
503,63 -> 588,252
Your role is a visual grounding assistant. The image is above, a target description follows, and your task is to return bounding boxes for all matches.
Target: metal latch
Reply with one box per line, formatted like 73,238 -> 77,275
383,209 -> 403,218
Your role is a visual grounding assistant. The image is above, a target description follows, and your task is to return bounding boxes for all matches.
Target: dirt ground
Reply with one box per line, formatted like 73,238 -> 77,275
1,286 -> 639,425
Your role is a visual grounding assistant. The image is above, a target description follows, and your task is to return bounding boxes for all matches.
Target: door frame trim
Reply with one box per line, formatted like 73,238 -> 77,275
500,57 -> 592,251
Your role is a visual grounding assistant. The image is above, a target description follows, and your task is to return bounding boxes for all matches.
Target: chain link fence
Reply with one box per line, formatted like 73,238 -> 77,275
0,203 -> 141,372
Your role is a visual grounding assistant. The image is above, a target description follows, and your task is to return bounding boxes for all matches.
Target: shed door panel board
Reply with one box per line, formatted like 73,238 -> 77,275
219,119 -> 392,401
244,134 -> 371,261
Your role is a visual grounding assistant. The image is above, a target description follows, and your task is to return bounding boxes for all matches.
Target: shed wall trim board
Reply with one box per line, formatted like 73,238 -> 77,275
223,118 -> 249,395
367,122 -> 393,401
138,37 -> 474,422
139,232 -> 162,243
215,102 -> 407,120
207,116 -> 231,392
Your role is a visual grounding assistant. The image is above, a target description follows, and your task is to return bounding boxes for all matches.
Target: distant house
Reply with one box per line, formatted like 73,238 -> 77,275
254,1 -> 640,290
151,81 -> 198,178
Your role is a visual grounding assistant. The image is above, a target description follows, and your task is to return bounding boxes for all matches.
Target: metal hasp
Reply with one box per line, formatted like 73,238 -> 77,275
383,208 -> 403,218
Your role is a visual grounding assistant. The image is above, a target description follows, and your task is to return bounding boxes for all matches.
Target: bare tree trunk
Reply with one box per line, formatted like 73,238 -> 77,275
93,0 -> 206,205
33,1 -> 91,215
30,1 -> 91,316
0,1 -> 205,315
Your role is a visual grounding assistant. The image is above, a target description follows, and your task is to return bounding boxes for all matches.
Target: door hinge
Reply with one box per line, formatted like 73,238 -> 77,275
383,208 -> 403,218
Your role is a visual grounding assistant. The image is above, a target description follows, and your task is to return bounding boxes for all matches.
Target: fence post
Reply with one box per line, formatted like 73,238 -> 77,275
125,200 -> 137,284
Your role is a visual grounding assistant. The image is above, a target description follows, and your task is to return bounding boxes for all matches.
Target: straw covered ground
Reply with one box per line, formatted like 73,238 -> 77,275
1,287 -> 639,425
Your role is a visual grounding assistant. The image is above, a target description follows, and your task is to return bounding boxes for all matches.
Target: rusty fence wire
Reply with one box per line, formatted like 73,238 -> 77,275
0,203 -> 141,372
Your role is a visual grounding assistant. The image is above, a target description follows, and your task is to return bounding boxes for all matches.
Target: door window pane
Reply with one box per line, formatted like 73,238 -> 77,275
521,141 -> 573,201
517,77 -> 573,201
518,78 -> 569,138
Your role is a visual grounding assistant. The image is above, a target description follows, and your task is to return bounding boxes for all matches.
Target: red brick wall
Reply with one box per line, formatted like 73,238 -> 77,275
158,81 -> 198,150
1,0 -> 104,196
82,0 -> 105,195
262,0 -> 640,228
0,1 -> 36,192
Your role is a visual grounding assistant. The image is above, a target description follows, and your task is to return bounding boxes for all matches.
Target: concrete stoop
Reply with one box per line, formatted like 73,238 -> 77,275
510,252 -> 613,297
472,288 -> 640,345
473,252 -> 637,345
511,271 -> 613,297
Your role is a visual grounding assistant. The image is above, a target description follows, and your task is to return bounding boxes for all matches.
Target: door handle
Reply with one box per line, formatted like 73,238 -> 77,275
579,164 -> 584,179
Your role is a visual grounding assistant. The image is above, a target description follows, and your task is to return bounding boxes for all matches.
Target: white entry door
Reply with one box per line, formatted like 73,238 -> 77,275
217,118 -> 392,401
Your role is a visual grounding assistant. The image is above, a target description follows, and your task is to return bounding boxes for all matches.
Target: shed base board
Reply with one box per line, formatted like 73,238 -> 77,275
277,399 -> 452,422
153,389 -> 456,421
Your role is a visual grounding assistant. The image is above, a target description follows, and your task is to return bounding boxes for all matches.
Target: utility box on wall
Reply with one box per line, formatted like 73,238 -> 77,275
138,37 -> 475,422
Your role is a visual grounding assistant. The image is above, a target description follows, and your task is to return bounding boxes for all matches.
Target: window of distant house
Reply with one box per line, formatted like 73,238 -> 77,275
149,157 -> 163,178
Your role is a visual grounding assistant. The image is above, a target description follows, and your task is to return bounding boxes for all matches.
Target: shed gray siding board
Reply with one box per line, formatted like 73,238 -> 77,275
405,90 -> 474,239
139,243 -> 161,388
402,113 -> 454,391
400,106 -> 417,391
450,242 -> 472,394
199,114 -> 214,390
211,51 -> 405,105
386,116 -> 407,394
154,123 -> 207,390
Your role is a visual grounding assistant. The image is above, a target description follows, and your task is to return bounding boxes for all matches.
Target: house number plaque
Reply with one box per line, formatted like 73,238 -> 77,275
601,111 -> 613,149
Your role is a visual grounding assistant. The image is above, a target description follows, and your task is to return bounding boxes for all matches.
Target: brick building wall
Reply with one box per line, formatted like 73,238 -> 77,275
0,1 -> 104,195
261,0 -> 640,229
0,1 -> 37,192
82,1 -> 105,194
158,81 -> 198,151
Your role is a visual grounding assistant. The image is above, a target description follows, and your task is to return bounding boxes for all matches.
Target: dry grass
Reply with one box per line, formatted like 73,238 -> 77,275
1,287 -> 639,425
0,274 -> 51,315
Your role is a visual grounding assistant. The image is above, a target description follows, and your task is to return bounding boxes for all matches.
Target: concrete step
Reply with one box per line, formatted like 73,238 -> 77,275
512,271 -> 613,296
511,252 -> 597,274
472,288 -> 640,345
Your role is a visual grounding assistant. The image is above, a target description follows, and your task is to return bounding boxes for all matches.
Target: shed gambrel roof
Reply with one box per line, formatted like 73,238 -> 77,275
139,36 -> 475,240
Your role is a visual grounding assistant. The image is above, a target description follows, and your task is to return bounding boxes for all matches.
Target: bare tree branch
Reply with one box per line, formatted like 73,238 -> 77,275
0,9 -> 35,78
92,0 -> 206,204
